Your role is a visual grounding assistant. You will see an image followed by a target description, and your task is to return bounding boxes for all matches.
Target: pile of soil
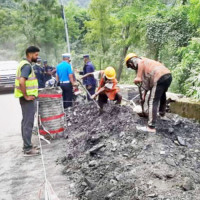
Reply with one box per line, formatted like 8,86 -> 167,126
59,102 -> 200,200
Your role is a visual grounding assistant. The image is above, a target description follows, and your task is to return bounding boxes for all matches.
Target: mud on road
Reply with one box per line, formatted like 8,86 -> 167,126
58,102 -> 200,200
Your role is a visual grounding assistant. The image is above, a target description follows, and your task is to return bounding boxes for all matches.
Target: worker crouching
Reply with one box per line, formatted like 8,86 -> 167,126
92,66 -> 122,111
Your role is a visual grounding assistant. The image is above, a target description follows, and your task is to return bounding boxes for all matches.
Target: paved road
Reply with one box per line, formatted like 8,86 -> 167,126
0,93 -> 21,134
0,93 -> 76,200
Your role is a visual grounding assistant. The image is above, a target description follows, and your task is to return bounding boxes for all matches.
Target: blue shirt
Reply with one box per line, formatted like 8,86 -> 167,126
83,61 -> 96,86
56,61 -> 73,82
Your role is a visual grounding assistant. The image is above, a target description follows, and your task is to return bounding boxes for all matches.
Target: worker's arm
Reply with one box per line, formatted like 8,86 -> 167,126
80,72 -> 93,79
56,74 -> 59,82
69,74 -> 76,86
19,77 -> 35,101
134,61 -> 144,84
91,87 -> 105,99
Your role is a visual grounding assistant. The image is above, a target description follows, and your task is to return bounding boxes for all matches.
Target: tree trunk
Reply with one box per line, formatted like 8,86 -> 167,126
117,46 -> 129,81
117,24 -> 130,81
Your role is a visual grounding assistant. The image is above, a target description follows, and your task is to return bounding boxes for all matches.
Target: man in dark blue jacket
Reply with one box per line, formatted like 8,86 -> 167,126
82,54 -> 96,100
33,57 -> 45,88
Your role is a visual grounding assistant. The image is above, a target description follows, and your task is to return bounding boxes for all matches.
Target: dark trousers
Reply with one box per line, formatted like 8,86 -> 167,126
20,98 -> 36,151
98,93 -> 122,109
86,85 -> 96,101
148,74 -> 172,128
60,83 -> 73,109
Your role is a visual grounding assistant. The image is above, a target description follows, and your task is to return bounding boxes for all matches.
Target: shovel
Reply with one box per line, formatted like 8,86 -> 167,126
77,79 -> 101,110
136,83 -> 148,118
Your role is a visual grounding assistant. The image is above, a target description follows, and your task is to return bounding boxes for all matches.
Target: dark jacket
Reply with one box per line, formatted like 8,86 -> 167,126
33,64 -> 45,88
83,61 -> 96,86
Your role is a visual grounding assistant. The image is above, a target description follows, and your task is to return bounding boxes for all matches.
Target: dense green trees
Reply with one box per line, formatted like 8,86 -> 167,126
0,0 -> 199,99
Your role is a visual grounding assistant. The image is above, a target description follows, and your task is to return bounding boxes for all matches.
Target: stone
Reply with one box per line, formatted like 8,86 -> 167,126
85,190 -> 92,198
165,169 -> 177,179
174,140 -> 180,146
168,128 -> 174,134
81,182 -> 87,187
88,160 -> 98,167
177,136 -> 186,146
119,132 -> 125,138
68,122 -> 72,126
84,177 -> 96,190
131,139 -> 137,145
147,193 -> 158,198
89,143 -> 106,155
160,151 -> 166,155
110,179 -> 118,185
166,158 -> 176,167
105,192 -> 115,199
181,177 -> 194,191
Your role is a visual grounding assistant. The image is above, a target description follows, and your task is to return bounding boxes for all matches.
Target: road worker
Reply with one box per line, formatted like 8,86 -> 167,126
125,53 -> 172,133
91,66 -> 122,111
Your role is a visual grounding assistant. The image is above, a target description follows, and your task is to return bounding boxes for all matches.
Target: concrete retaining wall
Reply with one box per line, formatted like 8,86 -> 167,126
170,98 -> 200,121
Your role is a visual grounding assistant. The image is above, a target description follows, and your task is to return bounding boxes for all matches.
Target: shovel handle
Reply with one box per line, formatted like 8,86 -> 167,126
137,84 -> 145,114
77,79 -> 101,109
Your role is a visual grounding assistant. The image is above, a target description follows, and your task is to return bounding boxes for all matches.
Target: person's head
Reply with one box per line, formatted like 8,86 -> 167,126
83,54 -> 90,64
43,60 -> 48,67
104,66 -> 116,80
62,53 -> 71,63
36,57 -> 42,65
125,53 -> 138,70
26,46 -> 40,63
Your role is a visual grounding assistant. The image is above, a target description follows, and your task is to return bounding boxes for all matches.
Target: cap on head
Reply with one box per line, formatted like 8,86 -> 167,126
83,54 -> 90,58
62,53 -> 71,59
125,53 -> 138,64
104,66 -> 116,79
37,57 -> 42,62
43,60 -> 47,64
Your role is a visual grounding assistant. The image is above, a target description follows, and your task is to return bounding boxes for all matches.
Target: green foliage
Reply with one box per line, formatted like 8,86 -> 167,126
146,6 -> 194,61
189,0 -> 200,27
0,0 -> 200,99
172,38 -> 200,99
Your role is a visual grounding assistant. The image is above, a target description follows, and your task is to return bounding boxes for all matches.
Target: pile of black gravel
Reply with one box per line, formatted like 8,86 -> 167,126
58,102 -> 200,200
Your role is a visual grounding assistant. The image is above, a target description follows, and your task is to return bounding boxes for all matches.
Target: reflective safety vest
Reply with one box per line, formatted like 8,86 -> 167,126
98,71 -> 119,100
14,60 -> 38,98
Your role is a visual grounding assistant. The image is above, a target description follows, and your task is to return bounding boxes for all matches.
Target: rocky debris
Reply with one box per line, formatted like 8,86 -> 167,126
177,136 -> 186,146
181,177 -> 194,191
60,102 -> 200,200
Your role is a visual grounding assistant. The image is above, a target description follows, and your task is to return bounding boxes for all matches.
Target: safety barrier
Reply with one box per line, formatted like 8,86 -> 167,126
38,87 -> 65,138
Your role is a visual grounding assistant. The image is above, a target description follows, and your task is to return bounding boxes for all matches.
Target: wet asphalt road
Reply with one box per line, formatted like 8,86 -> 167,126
0,92 -> 75,200
0,92 -> 21,134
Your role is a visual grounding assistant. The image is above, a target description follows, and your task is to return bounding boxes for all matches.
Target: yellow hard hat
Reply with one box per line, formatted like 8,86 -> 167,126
104,66 -> 116,79
125,53 -> 138,64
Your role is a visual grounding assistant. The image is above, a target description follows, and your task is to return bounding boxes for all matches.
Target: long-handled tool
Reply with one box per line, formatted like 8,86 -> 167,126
77,79 -> 101,109
137,83 -> 145,115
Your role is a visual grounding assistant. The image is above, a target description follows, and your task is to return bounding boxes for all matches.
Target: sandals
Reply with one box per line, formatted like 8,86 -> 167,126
24,148 -> 40,157
136,126 -> 156,133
